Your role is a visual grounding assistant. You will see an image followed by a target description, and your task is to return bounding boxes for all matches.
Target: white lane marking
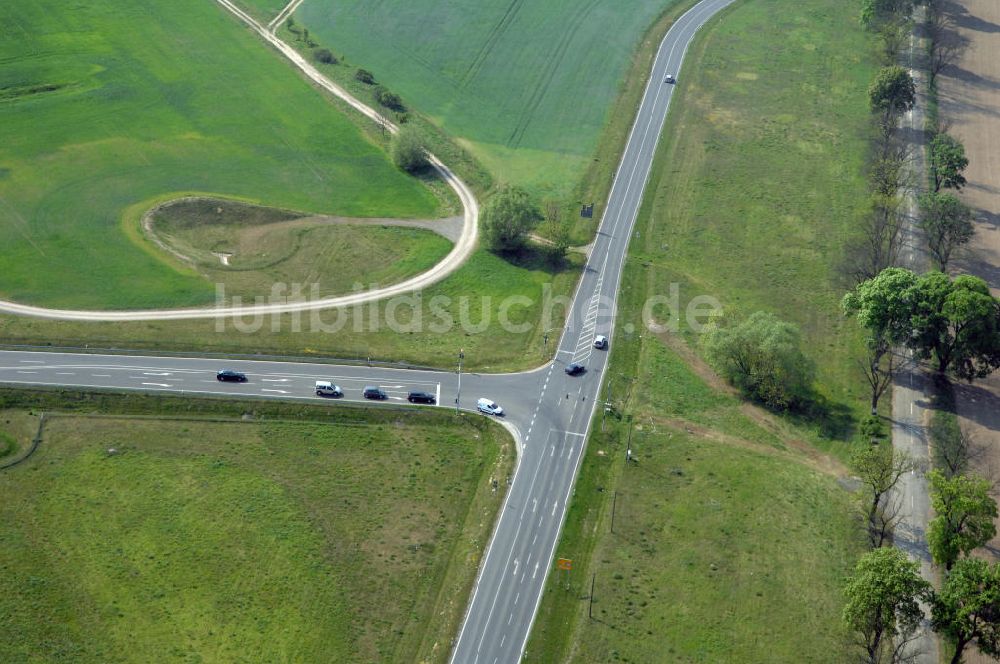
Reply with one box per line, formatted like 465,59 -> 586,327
17,371 -> 37,374
262,378 -> 289,382
500,634 -> 505,648
262,389 -> 289,394
55,372 -> 76,375
19,360 -> 44,364
532,499 -> 537,513
552,501 -> 558,516
559,431 -> 587,438
91,374 -> 111,377
436,382 -> 441,407
508,613 -> 512,625
550,445 -> 555,457
141,382 -> 171,388
533,562 -> 539,579
512,559 -> 519,577
142,372 -> 172,376
514,593 -> 519,605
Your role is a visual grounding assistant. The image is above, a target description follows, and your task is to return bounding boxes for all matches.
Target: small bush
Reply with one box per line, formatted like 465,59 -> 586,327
355,68 -> 375,85
314,48 -> 337,65
391,127 -> 429,173
374,85 -> 404,112
859,414 -> 887,443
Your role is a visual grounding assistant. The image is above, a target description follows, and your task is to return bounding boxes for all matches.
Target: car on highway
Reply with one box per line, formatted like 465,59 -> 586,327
363,386 -> 388,400
593,335 -> 608,350
216,369 -> 247,382
407,391 -> 436,404
565,363 -> 586,376
315,381 -> 343,397
477,398 -> 504,416
664,73 -> 676,84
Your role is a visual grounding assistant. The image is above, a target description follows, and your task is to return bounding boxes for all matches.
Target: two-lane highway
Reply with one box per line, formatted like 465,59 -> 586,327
0,0 -> 737,661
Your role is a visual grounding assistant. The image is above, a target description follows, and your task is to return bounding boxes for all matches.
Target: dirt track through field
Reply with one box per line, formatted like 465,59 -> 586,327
938,5 -> 1000,662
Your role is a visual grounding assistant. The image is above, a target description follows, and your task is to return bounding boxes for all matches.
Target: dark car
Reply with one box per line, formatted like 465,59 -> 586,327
363,386 -> 388,400
216,369 -> 247,382
407,391 -> 436,404
565,363 -> 586,376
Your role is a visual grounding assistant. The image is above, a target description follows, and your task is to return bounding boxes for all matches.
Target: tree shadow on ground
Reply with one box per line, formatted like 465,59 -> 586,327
952,381 -> 1000,433
496,245 -> 575,275
945,0 -> 1000,34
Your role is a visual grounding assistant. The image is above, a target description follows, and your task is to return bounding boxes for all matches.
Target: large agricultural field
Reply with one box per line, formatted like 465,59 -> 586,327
0,393 -> 511,663
0,0 -> 442,310
528,0 -> 875,659
295,0 -> 687,200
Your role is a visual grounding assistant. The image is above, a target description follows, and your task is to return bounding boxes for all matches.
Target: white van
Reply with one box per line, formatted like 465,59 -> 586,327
315,381 -> 343,397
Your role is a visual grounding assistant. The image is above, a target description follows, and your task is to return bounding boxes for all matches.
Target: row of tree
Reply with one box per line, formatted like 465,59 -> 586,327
845,460 -> 1000,663
841,3 -> 1000,663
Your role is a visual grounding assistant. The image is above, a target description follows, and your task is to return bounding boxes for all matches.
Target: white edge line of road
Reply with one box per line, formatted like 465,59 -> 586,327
0,0 -> 478,323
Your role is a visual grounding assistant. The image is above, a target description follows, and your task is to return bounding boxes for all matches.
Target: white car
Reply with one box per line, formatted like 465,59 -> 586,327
315,381 -> 343,397
477,398 -> 504,416
594,335 -> 608,350
664,73 -> 676,84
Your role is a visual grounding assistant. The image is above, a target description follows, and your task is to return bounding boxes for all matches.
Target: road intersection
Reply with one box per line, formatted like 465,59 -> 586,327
0,0 -> 737,661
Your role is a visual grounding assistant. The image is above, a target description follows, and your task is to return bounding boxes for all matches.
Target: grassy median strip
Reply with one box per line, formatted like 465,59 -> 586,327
0,391 -> 512,663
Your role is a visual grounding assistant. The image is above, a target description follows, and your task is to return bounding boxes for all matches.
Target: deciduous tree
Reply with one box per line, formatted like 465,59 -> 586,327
927,469 -> 997,570
930,133 -> 970,192
918,192 -> 975,271
481,185 -> 541,253
869,66 -> 916,126
701,311 -> 815,410
931,557 -> 1000,664
391,127 -> 428,172
908,273 -> 1000,379
852,444 -> 912,547
844,547 -> 931,664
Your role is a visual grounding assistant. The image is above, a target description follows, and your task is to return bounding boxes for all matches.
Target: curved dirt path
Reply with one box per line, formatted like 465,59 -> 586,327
0,0 -> 478,322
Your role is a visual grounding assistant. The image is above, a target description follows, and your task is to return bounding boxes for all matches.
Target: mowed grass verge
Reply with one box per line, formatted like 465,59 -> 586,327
0,394 -> 512,663
0,0 -> 440,309
296,0 -> 685,201
529,0 -> 876,659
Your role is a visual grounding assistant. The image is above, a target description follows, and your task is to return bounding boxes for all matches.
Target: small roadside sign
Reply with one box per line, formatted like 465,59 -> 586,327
556,558 -> 573,571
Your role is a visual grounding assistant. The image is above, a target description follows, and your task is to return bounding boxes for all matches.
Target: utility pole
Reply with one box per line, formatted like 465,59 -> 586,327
625,425 -> 632,463
455,348 -> 464,414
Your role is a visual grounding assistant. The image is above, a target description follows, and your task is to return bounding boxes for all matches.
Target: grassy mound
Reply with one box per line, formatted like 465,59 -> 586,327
150,198 -> 453,300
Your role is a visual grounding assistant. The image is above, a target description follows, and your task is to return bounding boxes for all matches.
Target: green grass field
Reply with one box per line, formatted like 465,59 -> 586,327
0,0 -> 441,309
0,399 -> 511,663
151,199 -> 453,300
296,0 -> 685,200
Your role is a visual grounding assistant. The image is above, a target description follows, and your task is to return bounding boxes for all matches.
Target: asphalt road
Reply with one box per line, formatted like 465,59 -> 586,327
0,0 -> 736,661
